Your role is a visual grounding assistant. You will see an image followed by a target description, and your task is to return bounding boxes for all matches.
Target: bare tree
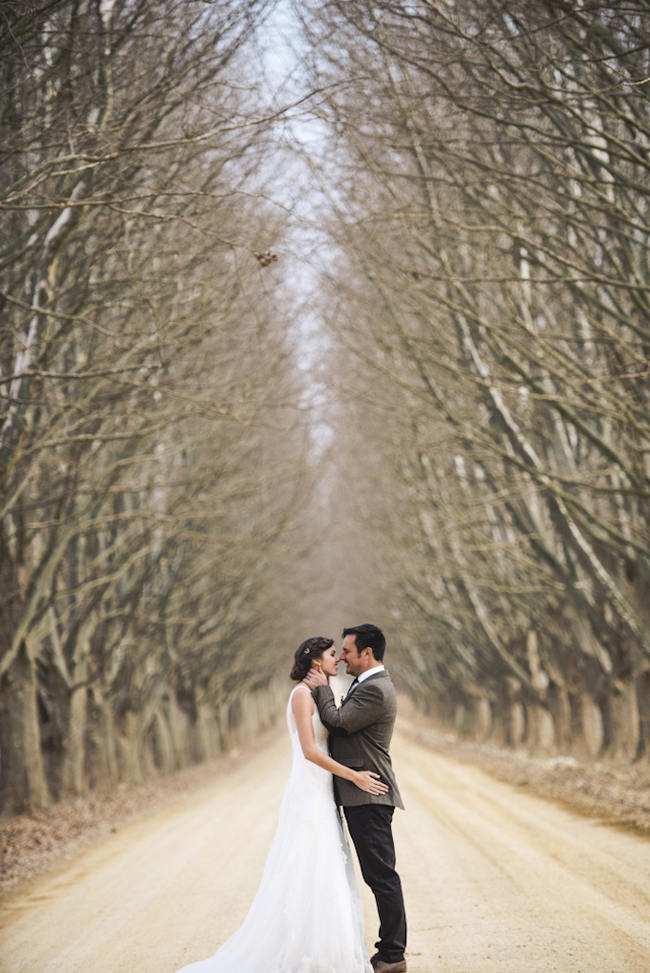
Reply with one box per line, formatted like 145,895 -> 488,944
300,0 -> 650,757
0,0 -> 313,812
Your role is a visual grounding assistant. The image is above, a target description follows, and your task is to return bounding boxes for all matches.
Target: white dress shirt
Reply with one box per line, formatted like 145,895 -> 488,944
347,664 -> 385,692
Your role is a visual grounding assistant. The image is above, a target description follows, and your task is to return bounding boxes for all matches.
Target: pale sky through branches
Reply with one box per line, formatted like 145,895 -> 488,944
256,0 -> 337,460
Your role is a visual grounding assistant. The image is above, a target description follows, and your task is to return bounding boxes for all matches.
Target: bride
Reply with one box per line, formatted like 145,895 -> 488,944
175,636 -> 386,973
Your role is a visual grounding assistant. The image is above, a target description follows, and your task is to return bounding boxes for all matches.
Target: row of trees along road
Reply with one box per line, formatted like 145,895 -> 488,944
302,1 -> 650,759
2,0 -> 649,817
0,0 -> 315,814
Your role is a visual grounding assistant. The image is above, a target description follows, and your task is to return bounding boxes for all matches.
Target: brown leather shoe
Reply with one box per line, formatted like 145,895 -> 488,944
373,960 -> 407,973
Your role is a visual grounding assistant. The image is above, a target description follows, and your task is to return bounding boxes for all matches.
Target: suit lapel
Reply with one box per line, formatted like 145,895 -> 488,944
341,669 -> 388,704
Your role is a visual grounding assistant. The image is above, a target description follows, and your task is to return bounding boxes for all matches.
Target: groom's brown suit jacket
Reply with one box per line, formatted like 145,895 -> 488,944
312,670 -> 404,809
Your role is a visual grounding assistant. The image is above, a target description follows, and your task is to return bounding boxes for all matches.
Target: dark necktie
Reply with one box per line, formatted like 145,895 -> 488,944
345,677 -> 359,699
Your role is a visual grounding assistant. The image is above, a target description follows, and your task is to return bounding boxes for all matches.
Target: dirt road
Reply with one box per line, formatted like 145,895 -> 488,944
2,730 -> 649,973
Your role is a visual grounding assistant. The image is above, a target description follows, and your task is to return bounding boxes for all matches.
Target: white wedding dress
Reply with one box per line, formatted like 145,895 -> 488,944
175,686 -> 372,973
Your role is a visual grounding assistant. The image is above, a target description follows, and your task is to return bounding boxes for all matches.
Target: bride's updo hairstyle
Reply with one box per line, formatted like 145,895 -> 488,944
290,636 -> 334,681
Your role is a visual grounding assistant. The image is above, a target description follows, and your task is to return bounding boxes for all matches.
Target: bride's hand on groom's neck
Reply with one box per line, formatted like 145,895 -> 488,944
304,667 -> 327,689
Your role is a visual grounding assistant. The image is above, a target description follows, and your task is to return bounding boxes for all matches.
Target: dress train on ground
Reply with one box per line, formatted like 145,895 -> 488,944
175,687 -> 372,973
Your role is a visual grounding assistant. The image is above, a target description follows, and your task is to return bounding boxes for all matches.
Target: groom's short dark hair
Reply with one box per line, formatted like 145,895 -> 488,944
342,623 -> 386,661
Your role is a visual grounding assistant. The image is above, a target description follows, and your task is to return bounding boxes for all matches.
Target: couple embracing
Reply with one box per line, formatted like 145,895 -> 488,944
176,623 -> 407,973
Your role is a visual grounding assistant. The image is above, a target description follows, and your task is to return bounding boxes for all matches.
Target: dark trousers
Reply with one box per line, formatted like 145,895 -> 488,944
344,804 -> 407,963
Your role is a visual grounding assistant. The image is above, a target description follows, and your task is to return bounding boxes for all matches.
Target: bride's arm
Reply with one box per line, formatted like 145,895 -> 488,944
291,687 -> 388,796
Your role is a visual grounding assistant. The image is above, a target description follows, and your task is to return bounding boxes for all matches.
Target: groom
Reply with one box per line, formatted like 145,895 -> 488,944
307,623 -> 407,973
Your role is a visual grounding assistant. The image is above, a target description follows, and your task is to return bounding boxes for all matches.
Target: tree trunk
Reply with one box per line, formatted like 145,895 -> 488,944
90,691 -> 119,790
638,671 -> 650,760
453,701 -> 466,736
0,641 -> 50,813
61,656 -> 89,797
609,679 -> 641,761
218,704 -> 230,750
528,703 -> 555,753
579,692 -> 604,758
473,695 -> 492,741
116,712 -> 144,784
166,698 -> 192,767
548,682 -> 572,751
194,701 -> 220,761
151,710 -> 175,773
507,700 -> 526,748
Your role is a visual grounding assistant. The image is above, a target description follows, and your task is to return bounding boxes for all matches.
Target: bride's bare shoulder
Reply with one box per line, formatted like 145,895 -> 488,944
290,683 -> 315,715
